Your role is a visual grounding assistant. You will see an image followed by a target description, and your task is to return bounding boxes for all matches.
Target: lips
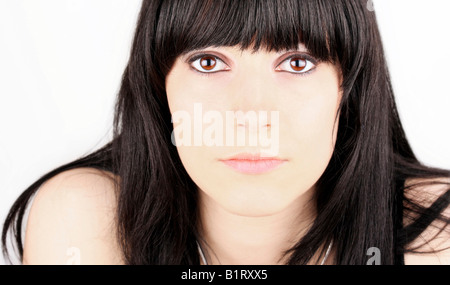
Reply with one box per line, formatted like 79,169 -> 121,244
219,153 -> 287,174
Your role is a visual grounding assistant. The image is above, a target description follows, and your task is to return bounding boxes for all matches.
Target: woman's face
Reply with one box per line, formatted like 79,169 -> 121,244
166,44 -> 342,217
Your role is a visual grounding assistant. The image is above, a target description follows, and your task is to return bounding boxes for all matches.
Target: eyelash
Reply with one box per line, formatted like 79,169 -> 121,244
278,54 -> 318,77
187,54 -> 227,77
187,53 -> 319,77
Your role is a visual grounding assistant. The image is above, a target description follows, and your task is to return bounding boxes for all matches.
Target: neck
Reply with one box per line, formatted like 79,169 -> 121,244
197,187 -> 317,265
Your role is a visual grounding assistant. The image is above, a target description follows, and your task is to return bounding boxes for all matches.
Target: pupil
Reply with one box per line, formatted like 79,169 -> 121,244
291,58 -> 306,71
201,57 -> 216,70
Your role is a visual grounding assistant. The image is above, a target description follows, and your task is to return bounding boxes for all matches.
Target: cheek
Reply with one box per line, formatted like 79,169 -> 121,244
281,75 -> 341,178
166,69 -> 196,113
166,65 -> 230,113
292,96 -> 338,144
166,67 -> 227,190
292,99 -> 338,165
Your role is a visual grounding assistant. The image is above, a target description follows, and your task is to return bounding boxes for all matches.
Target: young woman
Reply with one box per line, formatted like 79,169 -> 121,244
2,0 -> 450,265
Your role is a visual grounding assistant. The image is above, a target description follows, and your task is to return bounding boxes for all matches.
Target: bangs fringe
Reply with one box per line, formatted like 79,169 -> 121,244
155,0 -> 354,63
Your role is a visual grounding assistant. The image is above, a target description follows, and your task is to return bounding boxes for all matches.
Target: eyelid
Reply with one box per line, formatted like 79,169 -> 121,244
186,51 -> 231,66
187,53 -> 231,73
276,53 -> 318,67
274,53 -> 319,75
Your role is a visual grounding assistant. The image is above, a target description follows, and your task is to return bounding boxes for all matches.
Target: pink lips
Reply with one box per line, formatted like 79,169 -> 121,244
219,153 -> 287,174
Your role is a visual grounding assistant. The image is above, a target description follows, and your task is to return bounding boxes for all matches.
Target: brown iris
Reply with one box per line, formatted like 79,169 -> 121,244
200,56 -> 217,71
290,57 -> 307,72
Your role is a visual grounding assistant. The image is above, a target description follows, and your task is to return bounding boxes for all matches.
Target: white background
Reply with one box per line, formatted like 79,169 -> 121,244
0,0 -> 449,265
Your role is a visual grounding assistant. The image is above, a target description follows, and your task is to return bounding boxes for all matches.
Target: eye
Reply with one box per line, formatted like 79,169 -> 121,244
276,55 -> 317,75
190,55 -> 230,73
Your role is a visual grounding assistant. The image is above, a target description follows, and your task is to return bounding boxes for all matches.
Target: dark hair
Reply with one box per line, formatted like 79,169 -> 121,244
3,0 -> 450,265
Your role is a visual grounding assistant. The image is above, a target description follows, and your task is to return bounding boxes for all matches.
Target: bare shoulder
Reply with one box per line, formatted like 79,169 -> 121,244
23,167 -> 125,265
403,176 -> 450,265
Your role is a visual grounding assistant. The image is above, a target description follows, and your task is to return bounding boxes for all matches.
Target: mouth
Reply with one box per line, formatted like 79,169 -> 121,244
218,153 -> 287,174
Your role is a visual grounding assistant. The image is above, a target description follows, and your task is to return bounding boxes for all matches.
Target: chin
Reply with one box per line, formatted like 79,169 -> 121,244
212,186 -> 302,217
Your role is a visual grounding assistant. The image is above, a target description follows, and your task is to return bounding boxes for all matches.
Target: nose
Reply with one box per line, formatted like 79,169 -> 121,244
230,70 -> 275,112
234,110 -> 272,133
228,73 -> 277,132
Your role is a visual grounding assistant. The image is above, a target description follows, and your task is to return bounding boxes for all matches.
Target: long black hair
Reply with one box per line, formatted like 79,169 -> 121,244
3,0 -> 450,265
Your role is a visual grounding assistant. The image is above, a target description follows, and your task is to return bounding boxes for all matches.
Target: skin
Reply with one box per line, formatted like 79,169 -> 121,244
166,44 -> 343,264
21,45 -> 450,265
